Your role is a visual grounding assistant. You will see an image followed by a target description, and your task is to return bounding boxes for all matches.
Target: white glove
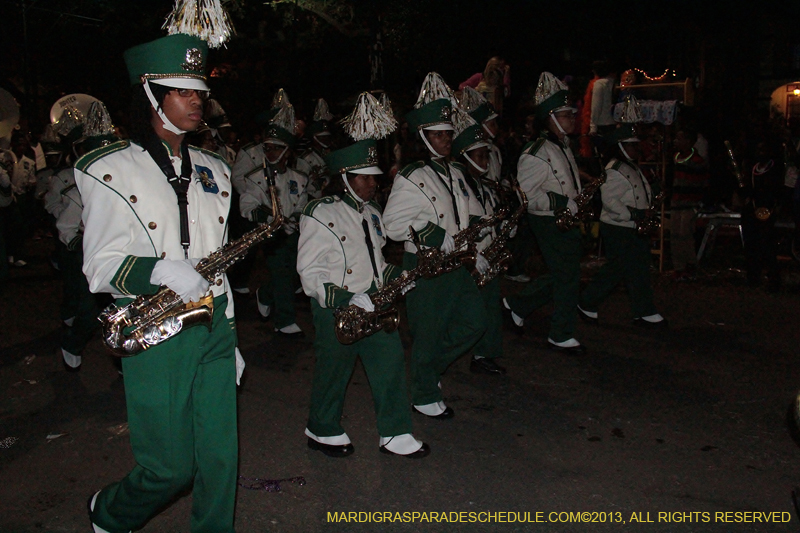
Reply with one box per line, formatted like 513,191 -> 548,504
440,234 -> 455,254
349,293 -> 375,312
478,216 -> 493,238
235,347 -> 245,386
400,280 -> 416,295
567,198 -> 579,215
0,169 -> 9,188
150,259 -> 209,304
475,253 -> 490,275
500,219 -> 518,239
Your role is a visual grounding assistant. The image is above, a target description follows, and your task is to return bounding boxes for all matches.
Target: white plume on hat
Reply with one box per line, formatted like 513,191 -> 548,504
458,86 -> 488,114
340,92 -> 397,141
451,104 -> 478,138
535,72 -> 568,106
414,72 -> 455,109
270,102 -> 295,132
379,92 -> 395,121
619,94 -> 642,124
163,0 -> 235,49
313,98 -> 334,122
83,101 -> 115,138
271,88 -> 291,110
54,105 -> 85,136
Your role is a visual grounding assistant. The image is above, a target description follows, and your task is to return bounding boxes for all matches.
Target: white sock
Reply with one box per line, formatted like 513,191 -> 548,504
414,401 -> 447,416
640,313 -> 664,323
61,348 -> 81,368
548,337 -> 580,348
379,433 -> 423,455
277,323 -> 302,334
578,305 -> 597,319
305,428 -> 351,445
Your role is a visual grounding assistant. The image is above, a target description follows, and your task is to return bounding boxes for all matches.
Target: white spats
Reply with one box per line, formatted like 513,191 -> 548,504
305,428 -> 351,446
413,401 -> 447,417
379,434 -> 424,455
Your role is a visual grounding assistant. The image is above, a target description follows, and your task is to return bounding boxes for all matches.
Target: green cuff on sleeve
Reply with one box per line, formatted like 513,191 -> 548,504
323,282 -> 355,309
547,191 -> 569,211
414,221 -> 446,248
228,318 -> 238,347
382,263 -> 403,285
110,255 -> 161,296
627,207 -> 646,221
66,234 -> 83,252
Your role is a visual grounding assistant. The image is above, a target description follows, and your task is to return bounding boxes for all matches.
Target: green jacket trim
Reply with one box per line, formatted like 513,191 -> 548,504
323,282 -> 355,309
110,255 -> 161,296
302,196 -> 334,216
192,145 -> 231,169
415,221 -> 446,248
382,264 -> 403,285
66,234 -> 83,252
398,161 -> 425,178
522,136 -> 546,157
547,191 -> 569,211
75,140 -> 130,172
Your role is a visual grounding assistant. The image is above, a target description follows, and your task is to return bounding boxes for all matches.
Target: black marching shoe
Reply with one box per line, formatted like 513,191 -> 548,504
307,437 -> 354,458
470,357 -> 506,375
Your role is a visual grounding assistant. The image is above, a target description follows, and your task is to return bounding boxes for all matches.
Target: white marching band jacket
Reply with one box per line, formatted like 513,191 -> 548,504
74,140 -> 236,320
232,143 -> 308,234
295,148 -> 329,200
600,157 -> 653,229
517,134 -> 582,216
297,193 -> 401,309
44,167 -> 84,250
383,160 -> 480,254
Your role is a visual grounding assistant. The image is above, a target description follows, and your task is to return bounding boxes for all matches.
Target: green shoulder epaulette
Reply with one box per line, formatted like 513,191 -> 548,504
191,145 -> 231,169
302,196 -> 335,216
451,161 -> 467,173
239,142 -> 255,152
611,160 -> 623,171
398,161 -> 426,178
367,199 -> 382,213
75,140 -> 130,172
522,136 -> 546,157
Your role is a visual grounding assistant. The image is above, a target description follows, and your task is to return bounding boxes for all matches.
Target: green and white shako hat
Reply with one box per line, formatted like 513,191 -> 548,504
534,72 -> 576,119
459,86 -> 498,125
406,72 -> 455,132
452,105 -> 489,156
308,98 -> 334,137
605,123 -> 640,144
327,92 -> 397,175
124,34 -> 209,91
264,98 -> 297,148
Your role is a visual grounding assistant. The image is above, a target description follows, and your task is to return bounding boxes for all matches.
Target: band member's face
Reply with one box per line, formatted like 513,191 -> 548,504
349,173 -> 377,201
160,89 -> 204,132
263,142 -> 288,165
551,110 -> 576,136
424,129 -> 453,157
483,118 -> 499,138
467,146 -> 490,174
622,141 -> 641,160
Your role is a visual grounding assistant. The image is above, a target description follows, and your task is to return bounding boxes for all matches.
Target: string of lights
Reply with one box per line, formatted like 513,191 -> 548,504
633,68 -> 677,81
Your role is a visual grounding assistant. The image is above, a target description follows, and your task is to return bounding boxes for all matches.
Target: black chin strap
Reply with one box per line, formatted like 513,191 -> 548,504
143,135 -> 193,258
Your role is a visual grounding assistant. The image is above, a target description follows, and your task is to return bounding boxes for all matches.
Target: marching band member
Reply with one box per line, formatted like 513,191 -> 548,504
452,111 -> 507,374
296,98 -> 334,199
383,73 -> 488,419
77,26 -> 243,532
297,93 -> 428,458
236,92 -> 308,336
503,72 -> 586,354
460,86 -> 503,183
578,125 -> 666,326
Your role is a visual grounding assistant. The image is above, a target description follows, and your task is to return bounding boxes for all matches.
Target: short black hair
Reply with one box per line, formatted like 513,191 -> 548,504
128,83 -> 172,144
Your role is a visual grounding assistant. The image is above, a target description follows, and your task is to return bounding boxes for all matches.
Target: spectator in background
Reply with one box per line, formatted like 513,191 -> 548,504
589,61 -> 618,138
670,128 -> 709,281
459,56 -> 511,115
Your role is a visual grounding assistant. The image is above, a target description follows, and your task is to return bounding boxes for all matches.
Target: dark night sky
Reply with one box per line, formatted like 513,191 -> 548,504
0,0 -> 789,138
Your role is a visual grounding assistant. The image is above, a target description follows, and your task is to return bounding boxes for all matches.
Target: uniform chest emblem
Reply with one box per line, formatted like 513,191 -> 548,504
289,180 -> 298,194
370,213 -> 383,237
194,165 -> 219,194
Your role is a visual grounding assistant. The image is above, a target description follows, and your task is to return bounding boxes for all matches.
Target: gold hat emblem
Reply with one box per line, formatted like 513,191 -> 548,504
182,48 -> 203,72
440,105 -> 451,121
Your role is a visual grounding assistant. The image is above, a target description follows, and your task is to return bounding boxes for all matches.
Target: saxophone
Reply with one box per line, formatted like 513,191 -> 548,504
725,140 -> 771,220
332,211 -> 508,344
637,191 -> 665,236
554,150 -> 607,231
474,187 -> 528,287
100,171 -> 284,357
